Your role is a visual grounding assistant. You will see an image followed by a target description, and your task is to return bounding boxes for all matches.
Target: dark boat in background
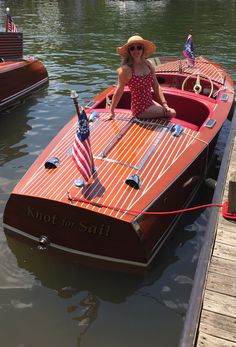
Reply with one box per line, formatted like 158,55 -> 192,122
0,10 -> 48,112
3,56 -> 235,273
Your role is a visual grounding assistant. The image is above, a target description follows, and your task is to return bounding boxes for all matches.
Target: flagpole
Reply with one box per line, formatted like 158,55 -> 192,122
70,90 -> 81,117
71,90 -> 85,187
5,7 -> 18,33
178,56 -> 183,73
70,90 -> 95,185
5,7 -> 10,32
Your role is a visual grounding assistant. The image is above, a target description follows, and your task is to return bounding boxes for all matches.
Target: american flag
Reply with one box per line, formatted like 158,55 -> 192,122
72,109 -> 94,182
6,14 -> 18,32
183,34 -> 195,66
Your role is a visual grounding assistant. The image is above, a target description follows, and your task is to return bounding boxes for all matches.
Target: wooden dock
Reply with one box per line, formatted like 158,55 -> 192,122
196,139 -> 236,346
179,105 -> 236,347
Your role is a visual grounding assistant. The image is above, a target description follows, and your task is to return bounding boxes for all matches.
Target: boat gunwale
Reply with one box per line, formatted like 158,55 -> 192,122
0,58 -> 43,74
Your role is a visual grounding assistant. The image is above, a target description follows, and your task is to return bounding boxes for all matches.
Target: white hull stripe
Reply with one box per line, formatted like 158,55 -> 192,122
0,77 -> 49,106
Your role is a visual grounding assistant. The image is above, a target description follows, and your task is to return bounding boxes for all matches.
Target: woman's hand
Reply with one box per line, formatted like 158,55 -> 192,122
162,103 -> 172,117
104,66 -> 130,121
110,110 -> 115,119
104,110 -> 115,121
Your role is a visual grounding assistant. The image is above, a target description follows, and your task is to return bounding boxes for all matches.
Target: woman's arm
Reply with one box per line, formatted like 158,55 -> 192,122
153,81 -> 168,106
110,66 -> 131,118
149,64 -> 167,106
149,62 -> 173,116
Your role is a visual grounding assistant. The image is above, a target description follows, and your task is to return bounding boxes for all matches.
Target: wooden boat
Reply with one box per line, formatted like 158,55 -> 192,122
3,56 -> 235,273
0,32 -> 48,112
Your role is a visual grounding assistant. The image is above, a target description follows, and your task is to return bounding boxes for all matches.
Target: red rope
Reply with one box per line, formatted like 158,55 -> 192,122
67,192 -> 223,216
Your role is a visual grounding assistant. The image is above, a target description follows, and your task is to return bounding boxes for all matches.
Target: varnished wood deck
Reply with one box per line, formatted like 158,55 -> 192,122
179,106 -> 236,347
13,111 -> 201,222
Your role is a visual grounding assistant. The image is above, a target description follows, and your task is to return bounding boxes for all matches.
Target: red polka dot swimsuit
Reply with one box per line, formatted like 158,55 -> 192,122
127,64 -> 154,117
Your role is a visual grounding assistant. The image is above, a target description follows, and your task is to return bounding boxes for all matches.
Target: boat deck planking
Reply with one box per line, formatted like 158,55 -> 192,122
13,110 -> 205,223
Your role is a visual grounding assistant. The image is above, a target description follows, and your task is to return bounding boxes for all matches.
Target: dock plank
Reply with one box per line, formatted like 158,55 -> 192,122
213,242 -> 236,262
216,225 -> 236,246
197,331 -> 236,347
199,310 -> 236,343
206,272 -> 236,296
217,219 -> 236,231
203,290 -> 236,318
209,256 -> 236,277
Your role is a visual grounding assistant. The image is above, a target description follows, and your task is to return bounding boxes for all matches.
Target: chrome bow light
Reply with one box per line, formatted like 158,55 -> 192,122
44,157 -> 60,169
125,174 -> 142,189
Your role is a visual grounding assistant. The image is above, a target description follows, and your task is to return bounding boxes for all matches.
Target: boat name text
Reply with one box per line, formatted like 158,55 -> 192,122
26,205 -> 111,237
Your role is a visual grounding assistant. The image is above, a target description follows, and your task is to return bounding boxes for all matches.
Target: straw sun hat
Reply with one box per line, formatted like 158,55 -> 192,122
117,35 -> 156,58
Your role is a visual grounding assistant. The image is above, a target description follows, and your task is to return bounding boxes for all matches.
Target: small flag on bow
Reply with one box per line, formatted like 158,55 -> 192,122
72,108 -> 94,182
183,34 -> 195,66
6,10 -> 18,33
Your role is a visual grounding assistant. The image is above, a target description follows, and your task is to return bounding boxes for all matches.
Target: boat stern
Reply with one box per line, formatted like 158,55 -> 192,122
3,193 -> 149,273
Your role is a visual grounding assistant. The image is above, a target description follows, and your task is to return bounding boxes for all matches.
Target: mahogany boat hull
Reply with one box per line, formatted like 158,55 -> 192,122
3,57 -> 235,273
0,59 -> 48,112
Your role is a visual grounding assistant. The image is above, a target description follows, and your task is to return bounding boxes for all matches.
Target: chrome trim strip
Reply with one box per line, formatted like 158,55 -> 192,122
90,118 -> 103,131
0,77 -> 49,106
137,127 -> 168,170
96,119 -> 170,170
100,118 -> 133,158
113,117 -> 132,121
93,155 -> 139,170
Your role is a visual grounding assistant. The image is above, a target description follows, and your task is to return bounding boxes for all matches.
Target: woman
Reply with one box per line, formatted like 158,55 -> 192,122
110,35 -> 176,119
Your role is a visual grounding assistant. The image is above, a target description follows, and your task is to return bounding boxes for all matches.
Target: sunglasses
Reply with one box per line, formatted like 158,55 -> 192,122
129,45 -> 143,51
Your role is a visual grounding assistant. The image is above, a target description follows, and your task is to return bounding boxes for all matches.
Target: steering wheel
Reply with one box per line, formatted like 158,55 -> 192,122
182,73 -> 214,98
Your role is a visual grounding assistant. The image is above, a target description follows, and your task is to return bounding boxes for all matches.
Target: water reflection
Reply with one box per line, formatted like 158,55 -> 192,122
69,292 -> 100,345
4,234 -> 142,302
0,89 -> 51,167
0,107 -> 32,167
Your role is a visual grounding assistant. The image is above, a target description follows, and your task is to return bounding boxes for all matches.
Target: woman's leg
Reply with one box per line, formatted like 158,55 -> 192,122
137,101 -> 176,119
